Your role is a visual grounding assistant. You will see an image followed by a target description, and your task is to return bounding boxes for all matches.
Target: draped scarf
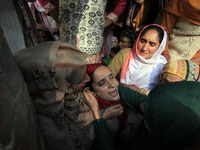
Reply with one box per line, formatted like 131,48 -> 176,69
120,24 -> 167,89
15,41 -> 94,150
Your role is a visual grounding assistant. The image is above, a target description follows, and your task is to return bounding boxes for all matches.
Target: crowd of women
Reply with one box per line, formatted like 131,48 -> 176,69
3,0 -> 200,149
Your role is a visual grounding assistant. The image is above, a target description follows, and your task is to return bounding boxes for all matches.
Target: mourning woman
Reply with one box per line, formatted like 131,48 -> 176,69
15,41 -> 95,150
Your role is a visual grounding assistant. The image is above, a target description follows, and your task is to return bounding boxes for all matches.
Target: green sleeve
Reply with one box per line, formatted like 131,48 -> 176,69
93,115 -> 161,150
118,84 -> 148,111
93,119 -> 120,150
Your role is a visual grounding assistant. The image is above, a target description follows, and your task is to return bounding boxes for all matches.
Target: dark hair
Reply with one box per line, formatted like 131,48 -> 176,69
140,25 -> 164,44
119,28 -> 137,46
111,46 -> 120,54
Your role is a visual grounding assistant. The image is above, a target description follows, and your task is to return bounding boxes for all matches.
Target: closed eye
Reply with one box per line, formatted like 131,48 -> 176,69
149,42 -> 156,47
140,39 -> 146,43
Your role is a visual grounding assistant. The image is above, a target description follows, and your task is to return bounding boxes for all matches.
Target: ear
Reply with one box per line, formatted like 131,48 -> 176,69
91,91 -> 96,97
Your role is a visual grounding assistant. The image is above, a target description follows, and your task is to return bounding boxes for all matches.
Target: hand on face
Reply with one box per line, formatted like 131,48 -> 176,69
102,104 -> 123,120
83,87 -> 101,119
83,87 -> 99,111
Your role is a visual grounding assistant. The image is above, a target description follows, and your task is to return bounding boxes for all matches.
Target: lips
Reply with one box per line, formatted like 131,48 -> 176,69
109,90 -> 119,97
139,51 -> 148,55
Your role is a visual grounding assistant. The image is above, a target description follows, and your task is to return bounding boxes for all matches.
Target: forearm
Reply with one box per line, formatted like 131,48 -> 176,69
120,82 -> 150,96
92,108 -> 101,120
118,84 -> 147,111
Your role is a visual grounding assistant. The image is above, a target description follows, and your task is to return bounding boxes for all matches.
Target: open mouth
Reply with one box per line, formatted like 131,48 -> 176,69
109,90 -> 118,97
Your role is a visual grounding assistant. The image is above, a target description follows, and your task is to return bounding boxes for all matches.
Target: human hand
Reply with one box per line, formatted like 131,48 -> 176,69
102,104 -> 123,120
83,87 -> 100,119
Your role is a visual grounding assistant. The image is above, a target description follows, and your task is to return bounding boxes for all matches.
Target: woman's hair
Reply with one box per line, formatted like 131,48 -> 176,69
119,28 -> 137,47
140,25 -> 164,44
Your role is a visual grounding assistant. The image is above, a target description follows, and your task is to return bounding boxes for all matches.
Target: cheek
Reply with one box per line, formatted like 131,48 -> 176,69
149,46 -> 158,54
71,83 -> 82,91
93,86 -> 107,97
124,43 -> 131,48
114,80 -> 119,87
137,42 -> 142,50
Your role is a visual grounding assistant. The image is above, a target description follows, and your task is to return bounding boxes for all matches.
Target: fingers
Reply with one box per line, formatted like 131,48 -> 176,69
83,87 -> 90,92
109,104 -> 123,110
83,88 -> 99,111
106,104 -> 124,114
83,88 -> 93,99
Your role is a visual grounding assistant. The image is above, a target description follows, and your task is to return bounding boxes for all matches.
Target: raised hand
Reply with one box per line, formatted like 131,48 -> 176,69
102,104 -> 123,120
83,87 -> 100,119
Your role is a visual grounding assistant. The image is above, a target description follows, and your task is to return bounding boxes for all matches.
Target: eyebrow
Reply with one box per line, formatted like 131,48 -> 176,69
140,38 -> 157,45
97,73 -> 113,84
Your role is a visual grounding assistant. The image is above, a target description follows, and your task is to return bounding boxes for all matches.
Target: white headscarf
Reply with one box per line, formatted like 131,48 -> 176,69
120,24 -> 167,89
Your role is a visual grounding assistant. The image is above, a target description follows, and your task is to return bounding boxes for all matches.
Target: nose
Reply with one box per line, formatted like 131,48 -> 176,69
107,80 -> 114,88
143,43 -> 148,51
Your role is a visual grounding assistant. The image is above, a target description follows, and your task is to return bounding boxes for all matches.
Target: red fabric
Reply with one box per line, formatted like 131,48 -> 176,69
38,0 -> 50,7
106,0 -> 127,17
129,84 -> 136,87
86,63 -> 102,76
96,97 -> 118,109
37,0 -> 58,9
96,97 -> 127,132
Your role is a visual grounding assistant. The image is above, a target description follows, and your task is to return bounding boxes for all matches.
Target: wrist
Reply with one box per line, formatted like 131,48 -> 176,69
91,108 -> 101,120
93,111 -> 101,120
140,88 -> 144,94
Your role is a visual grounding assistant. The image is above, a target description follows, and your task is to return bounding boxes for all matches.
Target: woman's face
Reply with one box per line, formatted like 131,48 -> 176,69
137,29 -> 160,59
118,40 -> 132,49
91,66 -> 120,101
161,72 -> 184,83
71,67 -> 90,92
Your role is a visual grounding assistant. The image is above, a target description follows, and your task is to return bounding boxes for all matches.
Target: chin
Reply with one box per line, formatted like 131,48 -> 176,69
110,96 -> 120,102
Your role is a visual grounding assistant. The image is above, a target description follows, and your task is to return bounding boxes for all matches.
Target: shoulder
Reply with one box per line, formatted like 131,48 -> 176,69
117,48 -> 131,57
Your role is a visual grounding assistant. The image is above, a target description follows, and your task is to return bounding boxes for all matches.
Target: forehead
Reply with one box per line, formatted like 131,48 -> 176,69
141,29 -> 159,40
93,66 -> 112,80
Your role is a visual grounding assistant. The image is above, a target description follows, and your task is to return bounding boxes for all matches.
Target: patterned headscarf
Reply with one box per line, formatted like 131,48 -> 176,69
145,81 -> 200,146
161,60 -> 200,81
15,41 -> 94,150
